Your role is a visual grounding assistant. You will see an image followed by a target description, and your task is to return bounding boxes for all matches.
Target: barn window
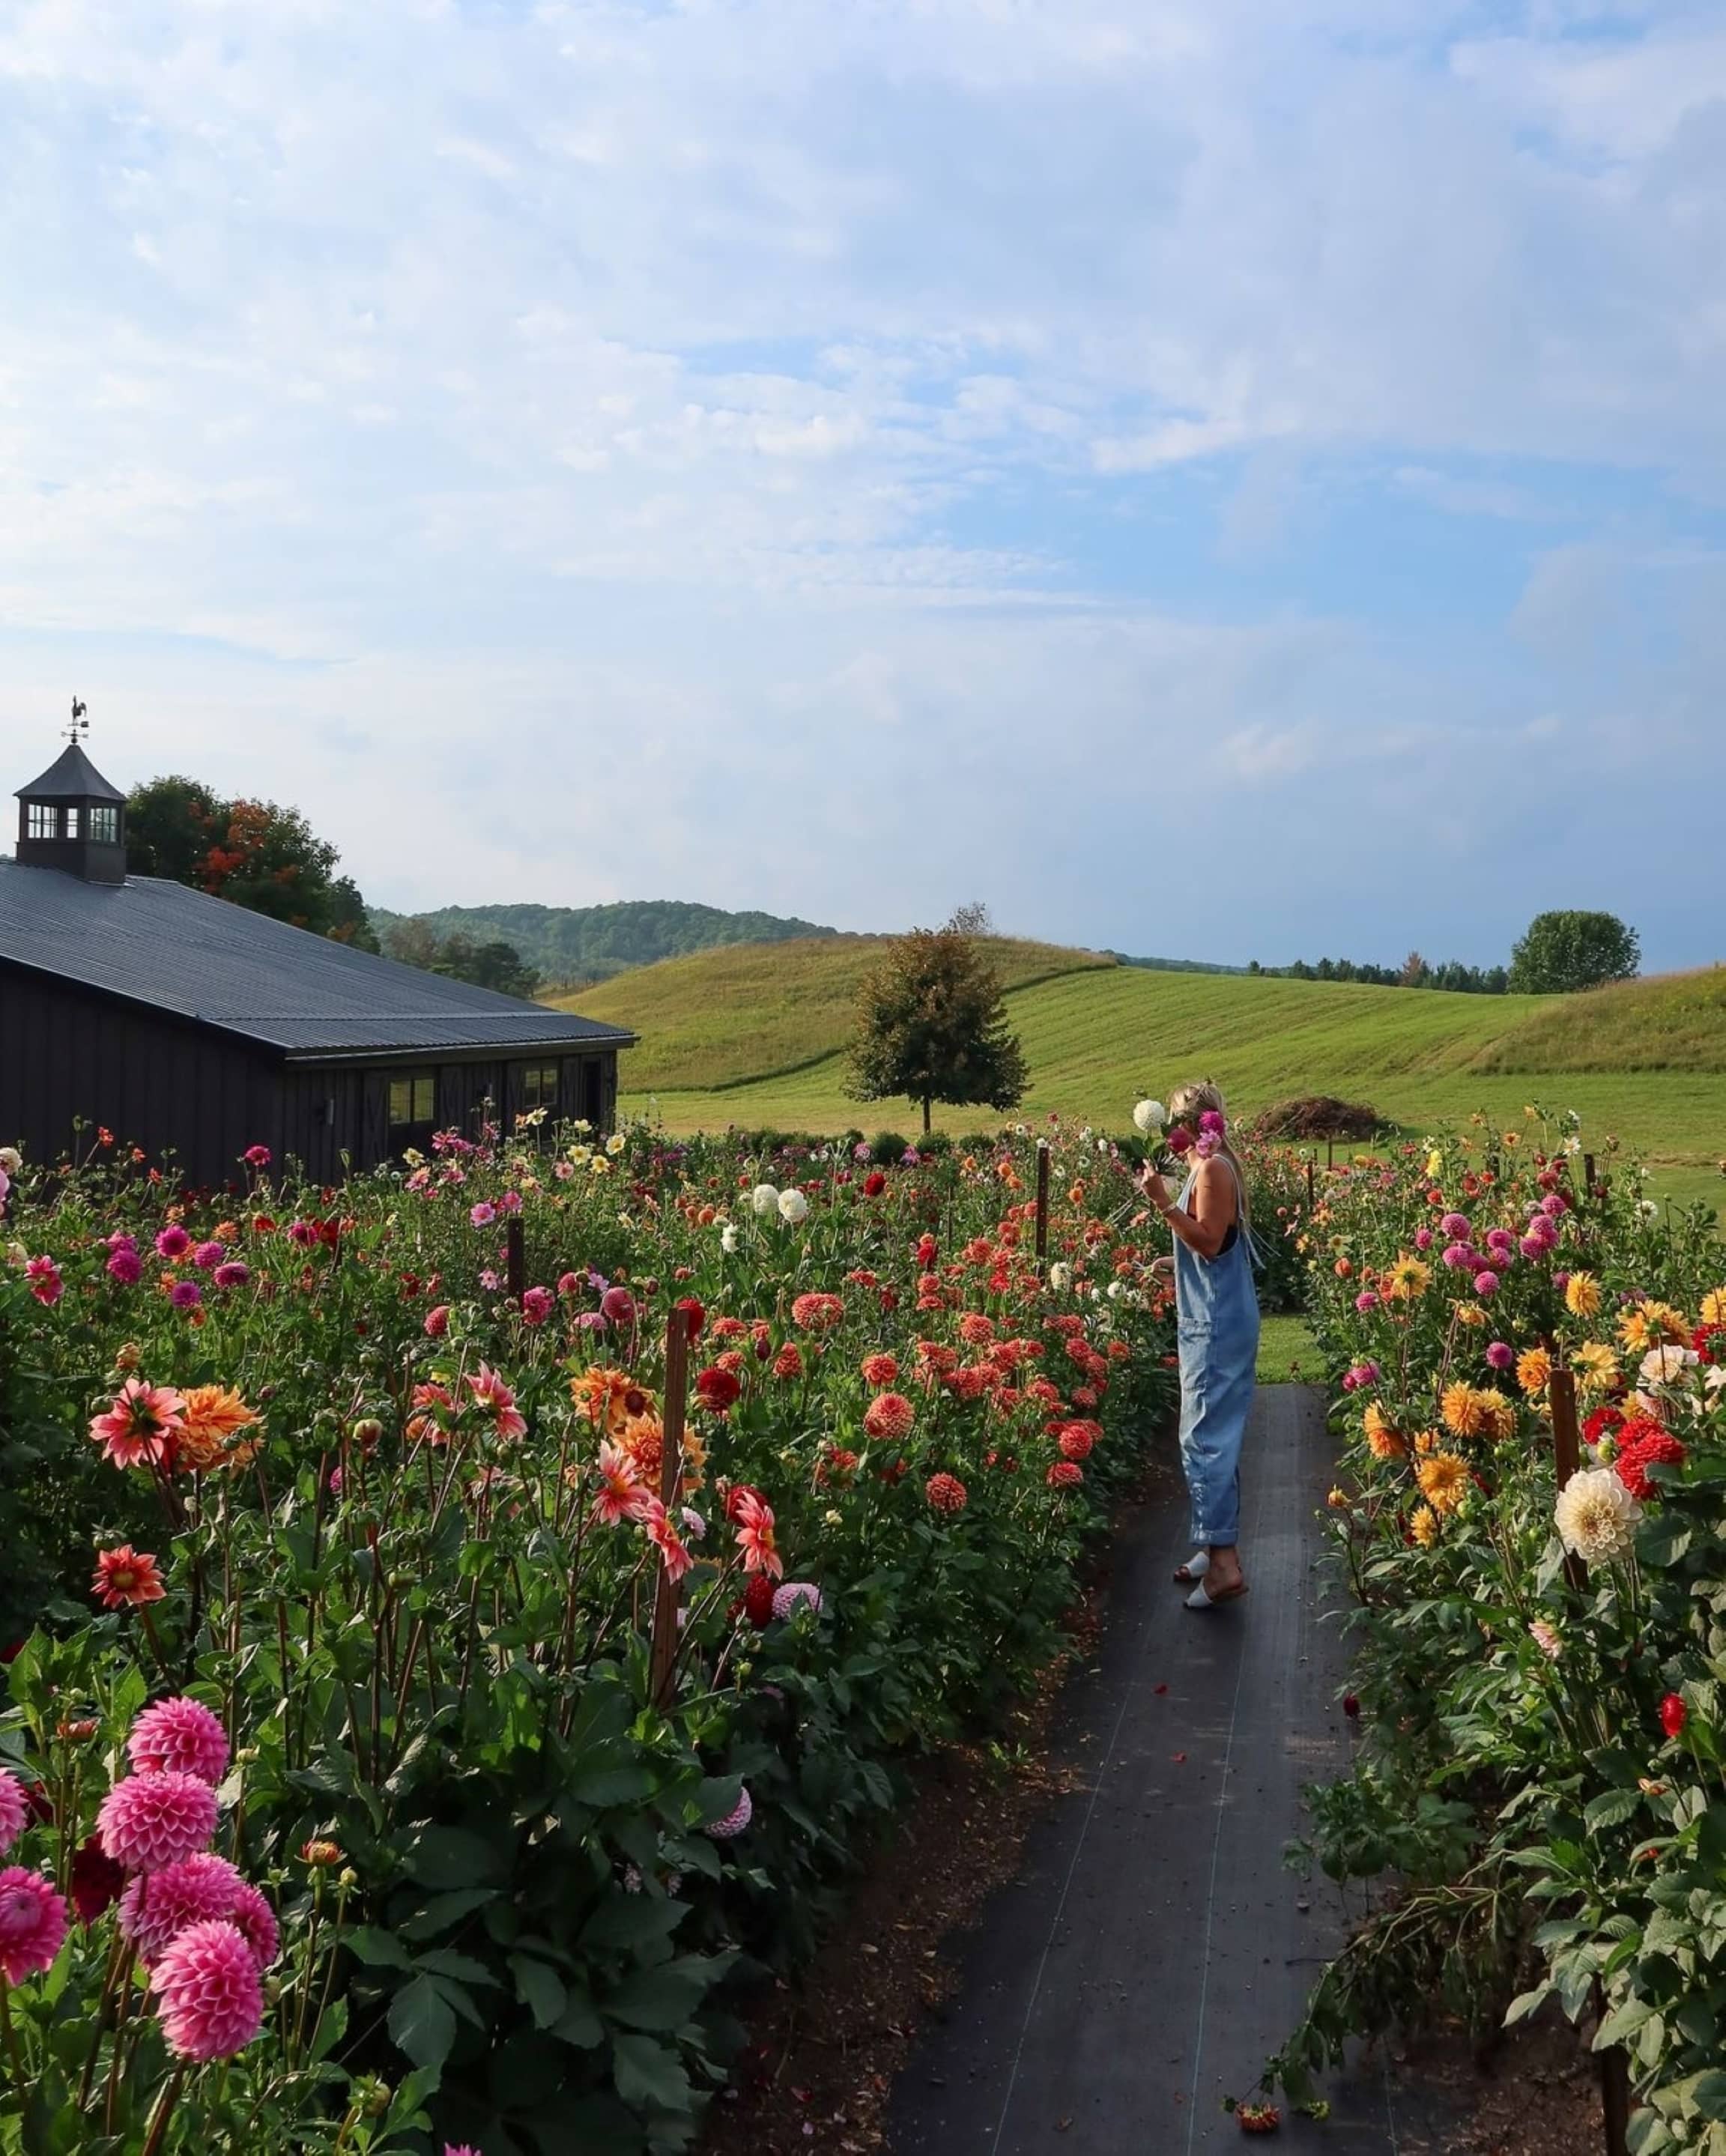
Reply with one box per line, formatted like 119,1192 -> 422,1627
90,805 -> 118,843
26,803 -> 56,840
64,806 -> 82,838
388,1074 -> 436,1127
521,1064 -> 560,1109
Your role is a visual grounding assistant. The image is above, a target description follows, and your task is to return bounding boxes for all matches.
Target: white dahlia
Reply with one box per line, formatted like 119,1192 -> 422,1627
1133,1098 -> 1166,1135
1554,1468 -> 1641,1564
750,1184 -> 780,1218
777,1187 -> 809,1225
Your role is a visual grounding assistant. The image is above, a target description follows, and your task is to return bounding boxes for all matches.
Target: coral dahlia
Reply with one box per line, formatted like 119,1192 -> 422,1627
0,1865 -> 68,1984
925,1472 -> 968,1515
151,1919 -> 264,2059
88,1380 -> 187,1470
129,1697 -> 230,1786
93,1545 -> 166,1609
863,1392 -> 915,1442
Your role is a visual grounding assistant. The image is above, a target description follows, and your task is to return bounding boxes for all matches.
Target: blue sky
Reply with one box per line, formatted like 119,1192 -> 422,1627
2,0 -> 1725,969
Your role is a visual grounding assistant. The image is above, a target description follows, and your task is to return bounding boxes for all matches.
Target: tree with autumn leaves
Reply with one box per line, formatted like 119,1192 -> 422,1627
125,776 -> 376,947
847,909 -> 1029,1135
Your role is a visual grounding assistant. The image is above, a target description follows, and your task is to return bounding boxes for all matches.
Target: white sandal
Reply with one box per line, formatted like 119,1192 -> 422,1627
1185,1575 -> 1249,1611
1173,1550 -> 1210,1584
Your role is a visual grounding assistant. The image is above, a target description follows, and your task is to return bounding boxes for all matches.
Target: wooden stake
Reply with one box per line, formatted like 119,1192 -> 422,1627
649,1306 -> 690,1709
505,1217 -> 525,1302
1551,1366 -> 1587,1593
1034,1144 -> 1050,1274
1306,1158 -> 1316,1213
1583,1152 -> 1596,1201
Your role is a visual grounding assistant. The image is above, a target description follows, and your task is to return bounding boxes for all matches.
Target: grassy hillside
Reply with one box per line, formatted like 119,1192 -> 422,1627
372,899 -> 845,986
1478,967 -> 1726,1072
552,937 -> 1114,1092
570,945 -> 1726,1215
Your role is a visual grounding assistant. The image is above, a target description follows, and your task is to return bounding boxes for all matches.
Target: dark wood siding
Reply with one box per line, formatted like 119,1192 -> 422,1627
0,957 -> 625,1190
0,963 -> 285,1193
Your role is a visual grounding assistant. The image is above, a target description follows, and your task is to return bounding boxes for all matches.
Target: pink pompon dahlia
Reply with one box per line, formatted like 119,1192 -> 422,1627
122,1856 -> 277,1970
129,1697 -> 230,1786
0,1769 -> 28,1856
151,1919 -> 264,2060
706,1786 -> 754,1840
444,2146 -> 485,2155
772,1581 -> 823,1620
0,1866 -> 68,1983
88,1379 -> 187,1470
97,1772 -> 218,1873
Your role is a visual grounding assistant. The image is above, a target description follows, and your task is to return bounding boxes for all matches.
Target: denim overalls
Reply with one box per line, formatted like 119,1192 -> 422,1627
1173,1160 -> 1260,1548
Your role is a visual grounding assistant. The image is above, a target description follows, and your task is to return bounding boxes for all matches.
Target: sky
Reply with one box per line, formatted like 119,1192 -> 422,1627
2,0 -> 1725,970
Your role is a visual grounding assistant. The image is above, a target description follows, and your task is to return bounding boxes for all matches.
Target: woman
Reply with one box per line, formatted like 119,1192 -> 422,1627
1140,1082 -> 1259,1610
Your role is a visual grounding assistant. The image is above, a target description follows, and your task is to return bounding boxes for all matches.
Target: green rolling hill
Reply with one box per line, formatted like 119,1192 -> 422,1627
551,948 -> 1726,1214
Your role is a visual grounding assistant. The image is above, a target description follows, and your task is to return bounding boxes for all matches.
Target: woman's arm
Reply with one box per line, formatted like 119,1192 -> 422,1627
1139,1155 -> 1238,1260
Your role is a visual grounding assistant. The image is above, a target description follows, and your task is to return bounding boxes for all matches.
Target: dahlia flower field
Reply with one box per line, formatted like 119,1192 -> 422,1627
0,1118 -> 1182,2153
1272,1113 -> 1726,2155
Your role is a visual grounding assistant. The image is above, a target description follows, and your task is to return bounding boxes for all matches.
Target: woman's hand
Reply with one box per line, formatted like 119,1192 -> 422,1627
1138,1163 -> 1174,1212
1150,1255 -> 1175,1283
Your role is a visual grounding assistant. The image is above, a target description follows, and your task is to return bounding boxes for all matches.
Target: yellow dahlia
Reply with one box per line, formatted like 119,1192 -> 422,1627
1564,1272 -> 1602,1321
1701,1288 -> 1726,1329
1573,1341 -> 1620,1393
1441,1384 -> 1492,1438
1385,1254 -> 1432,1300
1515,1347 -> 1553,1396
1456,1303 -> 1488,1329
1618,1301 -> 1688,1351
1363,1402 -> 1406,1460
1411,1504 -> 1441,1548
1416,1451 -> 1471,1515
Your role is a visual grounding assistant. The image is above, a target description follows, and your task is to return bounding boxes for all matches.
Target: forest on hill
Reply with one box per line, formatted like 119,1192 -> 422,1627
368,898 -> 847,985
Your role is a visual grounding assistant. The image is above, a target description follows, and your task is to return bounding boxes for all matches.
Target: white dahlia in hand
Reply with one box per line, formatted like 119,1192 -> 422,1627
1554,1468 -> 1641,1564
1133,1098 -> 1166,1136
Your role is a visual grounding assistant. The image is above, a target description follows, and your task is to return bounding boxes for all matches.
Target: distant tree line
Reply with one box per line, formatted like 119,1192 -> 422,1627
1250,952 -> 1510,993
369,898 -> 843,986
1247,912 -> 1641,997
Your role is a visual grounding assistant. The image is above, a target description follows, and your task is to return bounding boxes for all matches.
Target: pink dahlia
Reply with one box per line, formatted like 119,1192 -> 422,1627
25,1256 -> 63,1306
0,1865 -> 68,1983
129,1698 -> 230,1786
706,1787 -> 754,1840
0,1770 -> 28,1856
154,1225 -> 191,1260
120,1853 -> 246,1963
772,1581 -> 823,1620
97,1772 -> 218,1873
192,1241 -> 226,1271
151,1919 -> 264,2060
212,1261 -> 249,1290
106,1246 -> 143,1285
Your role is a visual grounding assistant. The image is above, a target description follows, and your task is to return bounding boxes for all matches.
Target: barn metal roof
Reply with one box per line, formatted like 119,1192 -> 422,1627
15,744 -> 128,803
0,860 -> 637,1062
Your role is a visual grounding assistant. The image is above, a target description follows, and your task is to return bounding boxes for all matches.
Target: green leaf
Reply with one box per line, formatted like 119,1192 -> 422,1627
690,1774 -> 744,1828
580,1892 -> 688,1956
511,1952 -> 568,2031
388,1973 -> 457,2070
1691,2071 -> 1726,2123
551,1993 -> 605,2048
399,1887 -> 499,1942
405,1822 -> 511,1890
1585,1789 -> 1642,1832
1638,1515 -> 1694,1566
346,1925 -> 414,1969
1596,1999 -> 1657,2049
565,1754 -> 657,1808
1505,1987 -> 1551,2026
611,2029 -> 692,2114
416,1949 -> 497,1987
604,1958 -> 714,2033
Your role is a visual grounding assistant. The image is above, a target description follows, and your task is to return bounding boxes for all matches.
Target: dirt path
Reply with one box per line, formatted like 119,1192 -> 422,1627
887,1384 -> 1453,2155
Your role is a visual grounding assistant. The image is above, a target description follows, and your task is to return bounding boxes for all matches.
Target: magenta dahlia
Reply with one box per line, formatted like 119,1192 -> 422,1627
97,1772 -> 218,1873
128,1697 -> 230,1786
706,1787 -> 754,1840
151,1918 -> 264,2059
0,1769 -> 28,1856
0,1865 -> 69,1984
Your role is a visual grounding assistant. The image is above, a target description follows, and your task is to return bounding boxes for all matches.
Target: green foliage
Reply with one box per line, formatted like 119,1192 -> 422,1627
846,923 -> 1029,1135
125,774 -> 375,947
1264,1113 -> 1726,2134
383,918 -> 541,999
370,901 -> 844,988
0,1120 -> 1178,2150
1509,909 -> 1641,995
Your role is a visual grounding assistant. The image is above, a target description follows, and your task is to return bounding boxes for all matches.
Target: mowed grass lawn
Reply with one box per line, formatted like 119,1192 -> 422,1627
556,950 -> 1726,1217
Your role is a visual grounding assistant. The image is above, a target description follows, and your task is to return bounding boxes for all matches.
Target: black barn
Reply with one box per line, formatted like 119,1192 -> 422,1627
0,741 -> 636,1190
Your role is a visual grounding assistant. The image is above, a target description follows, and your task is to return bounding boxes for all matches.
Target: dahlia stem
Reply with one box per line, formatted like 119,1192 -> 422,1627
139,2062 -> 187,2156
0,1978 -> 27,2090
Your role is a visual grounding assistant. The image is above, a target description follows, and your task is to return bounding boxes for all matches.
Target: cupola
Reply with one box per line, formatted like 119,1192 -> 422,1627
15,706 -> 127,885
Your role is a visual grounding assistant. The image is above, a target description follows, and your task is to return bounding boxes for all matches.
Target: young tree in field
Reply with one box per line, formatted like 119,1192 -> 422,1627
1508,910 -> 1641,995
847,915 -> 1029,1136
126,775 -> 376,946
